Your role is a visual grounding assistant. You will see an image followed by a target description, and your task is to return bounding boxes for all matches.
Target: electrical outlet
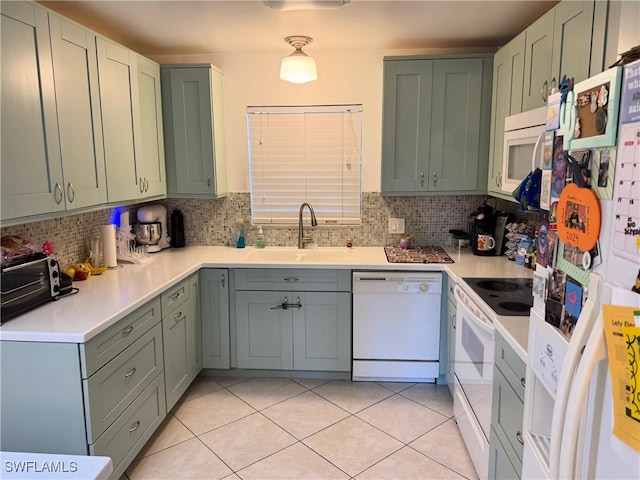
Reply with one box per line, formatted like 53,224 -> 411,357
388,218 -> 405,234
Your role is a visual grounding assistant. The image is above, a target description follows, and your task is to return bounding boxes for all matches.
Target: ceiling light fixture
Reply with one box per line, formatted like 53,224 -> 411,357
279,36 -> 317,84
263,1 -> 350,11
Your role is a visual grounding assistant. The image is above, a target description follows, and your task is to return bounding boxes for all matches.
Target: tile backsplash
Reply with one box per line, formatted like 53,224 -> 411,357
1,193 -> 532,267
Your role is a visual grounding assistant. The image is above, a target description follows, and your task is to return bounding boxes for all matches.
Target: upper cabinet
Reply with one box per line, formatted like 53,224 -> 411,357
522,0 -> 596,111
49,14 -> 108,210
381,55 -> 493,195
488,0 -> 608,200
1,2 -> 165,225
136,55 -> 167,198
1,2 -> 65,220
161,64 -> 228,198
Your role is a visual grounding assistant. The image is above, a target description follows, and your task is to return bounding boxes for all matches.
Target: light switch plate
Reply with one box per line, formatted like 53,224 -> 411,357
388,218 -> 405,234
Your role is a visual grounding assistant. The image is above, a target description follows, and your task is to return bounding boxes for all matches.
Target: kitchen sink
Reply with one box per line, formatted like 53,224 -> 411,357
243,247 -> 353,263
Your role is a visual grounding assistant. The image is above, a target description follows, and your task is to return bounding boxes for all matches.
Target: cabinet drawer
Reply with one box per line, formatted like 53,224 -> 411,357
90,373 -> 166,480
489,427 -> 521,479
81,297 -> 161,378
84,323 -> 163,443
495,332 -> 526,401
491,367 -> 524,466
161,276 -> 191,315
235,268 -> 350,292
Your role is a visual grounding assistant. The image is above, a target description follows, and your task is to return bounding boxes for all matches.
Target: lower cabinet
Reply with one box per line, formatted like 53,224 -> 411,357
489,332 -> 526,479
234,269 -> 351,372
162,273 -> 201,411
0,274 -> 203,480
201,269 -> 230,369
445,275 -> 457,394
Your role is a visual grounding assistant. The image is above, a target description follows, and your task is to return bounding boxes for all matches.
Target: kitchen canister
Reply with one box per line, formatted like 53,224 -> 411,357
101,224 -> 118,268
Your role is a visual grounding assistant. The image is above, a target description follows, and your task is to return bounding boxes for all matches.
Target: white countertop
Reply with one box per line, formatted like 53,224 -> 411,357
0,246 -> 533,358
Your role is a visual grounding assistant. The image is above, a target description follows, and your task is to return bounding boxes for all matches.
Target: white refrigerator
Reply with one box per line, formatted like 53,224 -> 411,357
522,61 -> 640,479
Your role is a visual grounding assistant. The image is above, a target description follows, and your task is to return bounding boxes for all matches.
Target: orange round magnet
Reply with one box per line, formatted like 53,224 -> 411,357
557,183 -> 601,251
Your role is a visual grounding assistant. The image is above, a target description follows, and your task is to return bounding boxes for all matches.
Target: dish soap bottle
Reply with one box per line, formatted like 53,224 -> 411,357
256,226 -> 266,249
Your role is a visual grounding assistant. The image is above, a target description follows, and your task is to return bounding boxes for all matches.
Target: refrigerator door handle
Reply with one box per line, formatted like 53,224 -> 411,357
548,273 -> 602,479
557,312 -> 608,479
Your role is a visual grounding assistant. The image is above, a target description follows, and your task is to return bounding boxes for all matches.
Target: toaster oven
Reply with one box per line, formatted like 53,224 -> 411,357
1,253 -> 61,323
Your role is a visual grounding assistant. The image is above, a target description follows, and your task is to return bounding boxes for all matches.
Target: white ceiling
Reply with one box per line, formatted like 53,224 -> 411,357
38,0 -> 558,56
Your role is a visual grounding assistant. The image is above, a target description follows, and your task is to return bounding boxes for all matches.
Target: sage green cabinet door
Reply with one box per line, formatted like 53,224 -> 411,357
488,46 -> 509,197
161,65 -> 228,197
163,273 -> 200,411
551,0 -> 594,86
97,37 -> 142,203
381,60 -> 432,193
522,10 -> 554,111
489,428 -> 521,480
163,300 -> 191,411
235,291 -> 294,370
137,55 -> 167,198
49,14 -> 107,210
189,273 -> 203,377
201,269 -> 230,369
507,32 -> 526,116
429,58 -> 483,192
292,292 -> 351,372
1,2 -> 65,220
446,296 -> 457,394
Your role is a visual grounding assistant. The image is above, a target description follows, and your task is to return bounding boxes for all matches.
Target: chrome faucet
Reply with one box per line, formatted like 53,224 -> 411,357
298,202 -> 318,249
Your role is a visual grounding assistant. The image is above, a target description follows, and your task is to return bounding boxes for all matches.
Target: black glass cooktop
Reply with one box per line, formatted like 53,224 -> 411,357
463,277 -> 533,316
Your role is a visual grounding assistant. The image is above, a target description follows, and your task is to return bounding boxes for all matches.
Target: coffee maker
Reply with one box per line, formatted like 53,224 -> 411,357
469,203 -> 496,256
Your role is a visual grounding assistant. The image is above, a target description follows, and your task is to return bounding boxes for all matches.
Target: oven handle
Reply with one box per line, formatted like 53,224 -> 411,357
453,284 -> 494,336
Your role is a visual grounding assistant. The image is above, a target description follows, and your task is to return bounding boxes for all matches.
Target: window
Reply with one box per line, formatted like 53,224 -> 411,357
247,104 -> 362,225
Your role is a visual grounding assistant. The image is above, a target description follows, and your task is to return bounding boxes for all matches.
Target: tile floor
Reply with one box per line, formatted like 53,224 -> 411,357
124,376 -> 478,480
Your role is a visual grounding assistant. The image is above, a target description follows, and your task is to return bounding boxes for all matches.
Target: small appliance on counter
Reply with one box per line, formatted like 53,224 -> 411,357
493,211 -> 511,256
135,204 -> 171,252
469,203 -> 497,256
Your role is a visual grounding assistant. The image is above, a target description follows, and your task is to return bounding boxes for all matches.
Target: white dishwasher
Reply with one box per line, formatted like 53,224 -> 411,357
352,271 -> 442,382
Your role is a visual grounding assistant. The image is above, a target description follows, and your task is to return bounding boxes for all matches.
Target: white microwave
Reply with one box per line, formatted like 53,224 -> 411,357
502,106 -> 547,194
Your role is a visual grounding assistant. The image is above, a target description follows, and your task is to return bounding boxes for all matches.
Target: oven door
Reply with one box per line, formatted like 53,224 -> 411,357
453,284 -> 495,441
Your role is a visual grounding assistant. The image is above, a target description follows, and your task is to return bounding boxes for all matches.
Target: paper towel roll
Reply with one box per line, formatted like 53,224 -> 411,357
101,224 -> 117,268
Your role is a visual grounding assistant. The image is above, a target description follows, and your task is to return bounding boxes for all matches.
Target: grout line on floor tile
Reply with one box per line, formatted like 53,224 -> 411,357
405,443 -> 476,479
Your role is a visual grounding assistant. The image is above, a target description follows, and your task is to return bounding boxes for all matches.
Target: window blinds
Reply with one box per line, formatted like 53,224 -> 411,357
247,105 -> 362,225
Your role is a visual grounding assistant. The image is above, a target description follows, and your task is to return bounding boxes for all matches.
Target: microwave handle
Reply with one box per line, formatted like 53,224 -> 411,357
531,129 -> 545,170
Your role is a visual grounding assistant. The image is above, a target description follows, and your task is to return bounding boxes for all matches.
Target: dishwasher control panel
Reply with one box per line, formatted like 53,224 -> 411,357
353,272 -> 442,295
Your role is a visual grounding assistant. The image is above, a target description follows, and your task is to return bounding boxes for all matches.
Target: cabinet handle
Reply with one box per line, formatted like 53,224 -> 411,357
54,183 -> 64,204
541,80 -> 548,102
207,176 -> 211,189
170,291 -> 182,301
129,421 -> 141,433
496,172 -> 501,188
433,172 -> 437,187
139,178 -> 144,193
550,77 -> 556,93
284,277 -> 299,282
516,430 -> 524,445
221,273 -> 225,288
122,325 -> 134,336
66,183 -> 75,203
174,311 -> 183,320
520,377 -> 526,388
420,172 -> 424,187
145,177 -> 149,192
124,367 -> 136,378
452,313 -> 456,329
